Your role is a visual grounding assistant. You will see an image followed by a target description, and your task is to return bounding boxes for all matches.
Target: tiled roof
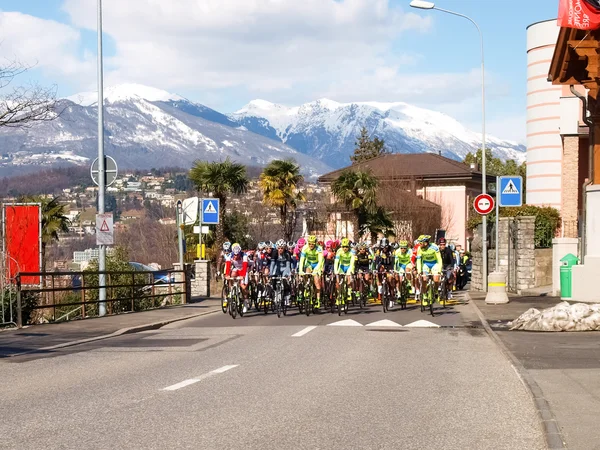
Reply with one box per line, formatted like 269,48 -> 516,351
318,153 -> 483,183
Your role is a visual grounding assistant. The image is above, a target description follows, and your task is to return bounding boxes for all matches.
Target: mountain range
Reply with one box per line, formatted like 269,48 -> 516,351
0,83 -> 525,178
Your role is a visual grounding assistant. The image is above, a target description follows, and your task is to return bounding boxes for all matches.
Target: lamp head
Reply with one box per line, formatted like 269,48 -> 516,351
409,0 -> 435,9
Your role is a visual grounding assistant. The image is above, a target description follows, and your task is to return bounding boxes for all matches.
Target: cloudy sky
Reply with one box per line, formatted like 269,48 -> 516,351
0,0 -> 559,143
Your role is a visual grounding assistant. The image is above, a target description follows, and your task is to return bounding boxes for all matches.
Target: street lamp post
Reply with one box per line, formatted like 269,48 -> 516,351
409,0 -> 488,291
97,0 -> 107,315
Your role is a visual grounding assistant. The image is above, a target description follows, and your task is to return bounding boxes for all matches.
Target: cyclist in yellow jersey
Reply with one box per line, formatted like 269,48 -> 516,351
299,235 -> 324,307
394,240 -> 414,297
416,235 -> 442,305
334,238 -> 356,292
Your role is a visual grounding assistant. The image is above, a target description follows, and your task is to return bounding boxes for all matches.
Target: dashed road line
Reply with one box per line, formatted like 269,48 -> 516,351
162,364 -> 239,391
292,326 -> 317,337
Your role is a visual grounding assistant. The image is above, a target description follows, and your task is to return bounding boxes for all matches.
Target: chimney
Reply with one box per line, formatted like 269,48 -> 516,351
470,163 -> 479,171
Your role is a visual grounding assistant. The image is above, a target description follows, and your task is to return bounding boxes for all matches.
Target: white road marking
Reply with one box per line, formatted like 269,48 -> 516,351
365,319 -> 403,327
292,326 -> 317,337
162,365 -> 239,391
404,320 -> 441,328
327,319 -> 363,327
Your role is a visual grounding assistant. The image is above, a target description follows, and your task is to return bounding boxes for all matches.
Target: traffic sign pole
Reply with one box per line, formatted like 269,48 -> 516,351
97,0 -> 106,317
496,176 -> 499,271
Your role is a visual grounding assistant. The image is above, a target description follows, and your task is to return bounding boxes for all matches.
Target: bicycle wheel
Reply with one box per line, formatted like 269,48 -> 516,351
305,282 -> 312,317
420,280 -> 426,313
382,282 -> 388,313
221,284 -> 228,314
282,288 -> 288,316
400,280 -> 408,309
276,290 -> 282,318
428,282 -> 435,317
441,282 -> 447,308
230,290 -> 238,319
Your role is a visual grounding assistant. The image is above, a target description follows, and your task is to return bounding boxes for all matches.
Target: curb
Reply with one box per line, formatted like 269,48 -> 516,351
467,293 -> 567,450
5,308 -> 221,358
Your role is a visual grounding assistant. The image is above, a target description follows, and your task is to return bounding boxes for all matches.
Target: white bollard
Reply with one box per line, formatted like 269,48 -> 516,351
485,271 -> 509,304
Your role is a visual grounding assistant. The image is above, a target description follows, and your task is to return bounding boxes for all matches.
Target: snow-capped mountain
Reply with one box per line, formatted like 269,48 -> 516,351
230,99 -> 526,168
0,85 -> 331,178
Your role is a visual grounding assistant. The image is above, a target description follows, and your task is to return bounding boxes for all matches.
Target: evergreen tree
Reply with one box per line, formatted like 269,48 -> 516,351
350,127 -> 387,163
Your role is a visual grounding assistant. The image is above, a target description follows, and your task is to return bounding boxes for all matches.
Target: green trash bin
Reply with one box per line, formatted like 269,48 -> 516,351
560,254 -> 579,299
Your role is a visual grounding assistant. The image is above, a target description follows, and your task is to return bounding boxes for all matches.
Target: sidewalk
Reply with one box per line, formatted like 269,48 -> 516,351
470,290 -> 600,450
0,298 -> 221,358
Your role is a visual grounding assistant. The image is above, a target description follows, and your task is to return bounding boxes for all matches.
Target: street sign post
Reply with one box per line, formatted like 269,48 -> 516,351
95,213 -> 114,245
498,176 -> 523,207
201,198 -> 220,224
91,156 -> 118,187
474,193 -> 494,215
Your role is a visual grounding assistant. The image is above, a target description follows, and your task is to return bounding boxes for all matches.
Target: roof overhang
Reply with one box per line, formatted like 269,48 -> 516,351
548,27 -> 600,87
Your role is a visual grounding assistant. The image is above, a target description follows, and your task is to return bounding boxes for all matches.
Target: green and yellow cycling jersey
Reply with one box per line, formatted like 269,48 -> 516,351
394,249 -> 412,267
334,248 -> 356,274
299,244 -> 324,273
416,243 -> 442,272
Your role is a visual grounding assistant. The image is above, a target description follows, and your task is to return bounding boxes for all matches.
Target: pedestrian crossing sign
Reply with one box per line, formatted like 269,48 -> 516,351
201,198 -> 219,224
498,176 -> 523,207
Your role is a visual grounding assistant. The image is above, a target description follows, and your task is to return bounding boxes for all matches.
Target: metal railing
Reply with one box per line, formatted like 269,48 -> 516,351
12,268 -> 190,328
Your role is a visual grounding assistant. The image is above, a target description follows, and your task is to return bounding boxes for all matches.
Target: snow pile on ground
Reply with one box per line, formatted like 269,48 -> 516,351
509,301 -> 600,331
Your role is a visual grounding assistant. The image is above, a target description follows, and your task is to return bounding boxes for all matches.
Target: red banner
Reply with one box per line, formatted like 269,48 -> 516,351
4,205 -> 41,285
558,0 -> 600,29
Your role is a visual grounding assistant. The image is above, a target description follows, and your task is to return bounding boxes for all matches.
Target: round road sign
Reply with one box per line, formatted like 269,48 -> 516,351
474,193 -> 494,215
91,156 -> 118,187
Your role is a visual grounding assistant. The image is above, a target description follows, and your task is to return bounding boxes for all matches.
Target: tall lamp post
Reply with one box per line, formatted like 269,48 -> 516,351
409,0 -> 488,291
97,0 -> 107,315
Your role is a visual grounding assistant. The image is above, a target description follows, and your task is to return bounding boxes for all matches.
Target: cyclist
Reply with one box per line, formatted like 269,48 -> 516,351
299,235 -> 324,308
394,240 -> 413,299
270,239 -> 293,306
416,235 -> 442,306
216,241 -> 232,279
224,242 -> 250,313
355,242 -> 373,299
438,238 -> 457,298
334,238 -> 356,300
323,240 -> 336,275
374,237 -> 395,308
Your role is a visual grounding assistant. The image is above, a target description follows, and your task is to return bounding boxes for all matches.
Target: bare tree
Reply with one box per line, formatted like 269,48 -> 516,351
0,59 -> 58,128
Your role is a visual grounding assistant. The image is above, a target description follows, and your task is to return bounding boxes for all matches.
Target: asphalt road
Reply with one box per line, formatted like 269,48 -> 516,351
0,295 -> 545,450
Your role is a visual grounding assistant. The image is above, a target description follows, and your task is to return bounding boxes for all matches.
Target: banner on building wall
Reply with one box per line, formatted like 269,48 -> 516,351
558,0 -> 600,30
3,204 -> 42,285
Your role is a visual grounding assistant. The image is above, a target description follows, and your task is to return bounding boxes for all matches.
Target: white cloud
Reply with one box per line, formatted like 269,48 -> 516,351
0,11 -> 94,83
61,0 -> 432,94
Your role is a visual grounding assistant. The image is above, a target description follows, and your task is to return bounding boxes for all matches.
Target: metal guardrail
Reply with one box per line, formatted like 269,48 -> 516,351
13,269 -> 190,328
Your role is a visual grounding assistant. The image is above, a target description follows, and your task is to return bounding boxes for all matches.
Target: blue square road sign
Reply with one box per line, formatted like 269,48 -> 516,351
499,176 -> 523,207
201,198 -> 220,224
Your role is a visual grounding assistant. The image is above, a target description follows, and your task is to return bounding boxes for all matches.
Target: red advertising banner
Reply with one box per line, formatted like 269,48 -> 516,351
4,204 -> 41,285
558,0 -> 600,30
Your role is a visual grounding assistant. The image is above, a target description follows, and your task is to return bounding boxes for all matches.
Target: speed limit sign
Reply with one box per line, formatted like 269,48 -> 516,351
474,193 -> 494,215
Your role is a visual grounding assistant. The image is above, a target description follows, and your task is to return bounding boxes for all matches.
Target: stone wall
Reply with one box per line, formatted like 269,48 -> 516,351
561,136 -> 579,238
471,216 -> 538,293
534,248 -> 553,287
174,260 -> 211,299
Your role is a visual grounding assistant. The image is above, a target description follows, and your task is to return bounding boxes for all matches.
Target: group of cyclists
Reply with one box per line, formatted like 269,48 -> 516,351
216,234 -> 470,318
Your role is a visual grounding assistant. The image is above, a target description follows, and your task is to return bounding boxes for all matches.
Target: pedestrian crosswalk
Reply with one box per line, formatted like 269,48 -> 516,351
326,319 -> 440,328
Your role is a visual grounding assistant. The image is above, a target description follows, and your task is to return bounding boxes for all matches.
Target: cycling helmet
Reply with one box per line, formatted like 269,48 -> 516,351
308,235 -> 317,245
340,238 -> 350,247
399,240 -> 409,248
276,239 -> 286,248
380,237 -> 389,247
325,240 -> 333,248
392,242 -> 399,250
257,242 -> 266,250
232,243 -> 242,254
438,237 -> 446,244
358,242 -> 368,250
223,241 -> 231,251
264,241 -> 272,248
421,235 -> 431,243
297,237 -> 306,247
287,241 -> 295,249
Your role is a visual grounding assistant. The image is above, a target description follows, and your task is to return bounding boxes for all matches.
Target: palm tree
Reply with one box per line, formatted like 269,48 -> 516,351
189,158 -> 248,251
259,159 -> 306,241
22,196 -> 71,272
331,169 -> 378,240
359,207 -> 395,244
